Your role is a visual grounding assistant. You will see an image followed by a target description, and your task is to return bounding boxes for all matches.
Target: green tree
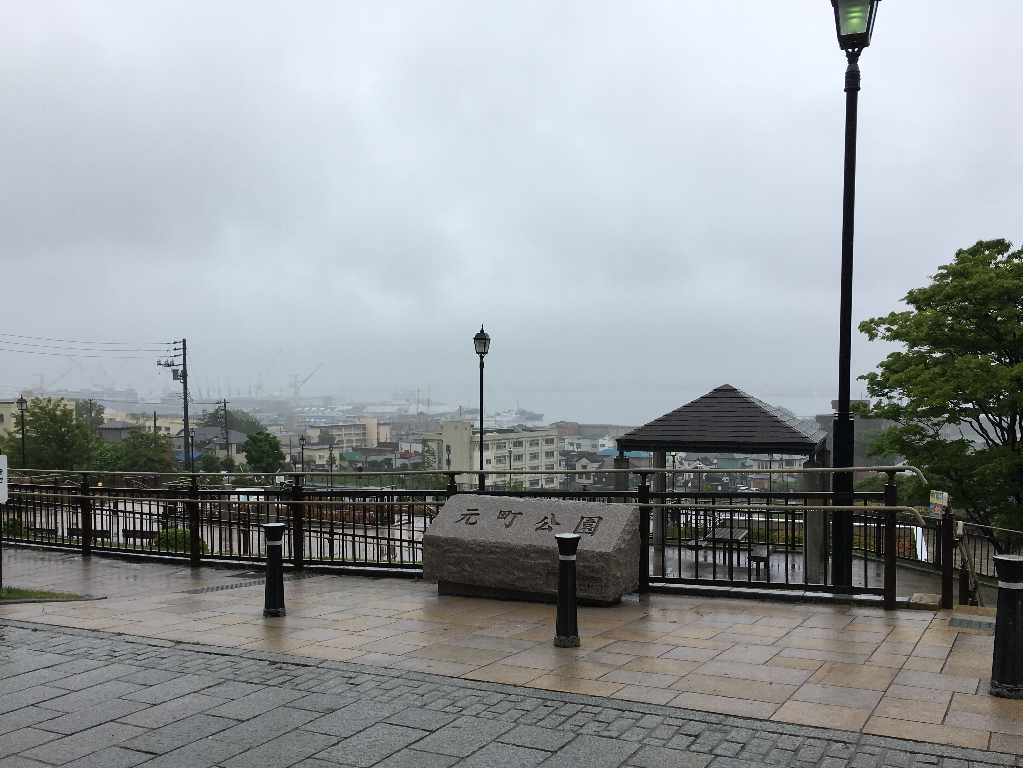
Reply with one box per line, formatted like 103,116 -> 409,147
242,430 -> 285,473
0,397 -> 95,470
74,400 -> 105,433
198,452 -> 222,472
119,430 -> 175,472
198,406 -> 263,436
859,239 -> 1023,541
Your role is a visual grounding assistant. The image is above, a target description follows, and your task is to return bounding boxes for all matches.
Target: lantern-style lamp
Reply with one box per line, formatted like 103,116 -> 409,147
831,0 -> 880,51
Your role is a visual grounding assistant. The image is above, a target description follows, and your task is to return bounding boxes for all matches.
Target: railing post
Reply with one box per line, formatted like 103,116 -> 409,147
188,473 -> 201,567
883,472 -> 897,609
638,472 -> 650,594
292,474 -> 305,570
80,473 -> 92,558
940,506 -> 955,609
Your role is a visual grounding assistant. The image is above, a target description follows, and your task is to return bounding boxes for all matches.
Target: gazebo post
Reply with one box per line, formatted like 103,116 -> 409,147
652,451 -> 667,577
803,447 -> 829,584
613,449 -> 630,492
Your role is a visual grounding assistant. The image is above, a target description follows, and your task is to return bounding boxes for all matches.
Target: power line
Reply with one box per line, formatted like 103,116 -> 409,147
0,346 -> 156,360
0,331 -> 173,347
0,340 -> 171,353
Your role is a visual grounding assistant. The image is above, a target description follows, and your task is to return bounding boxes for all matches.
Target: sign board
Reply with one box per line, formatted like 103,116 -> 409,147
0,454 -> 7,504
423,494 -> 639,605
929,489 -> 949,515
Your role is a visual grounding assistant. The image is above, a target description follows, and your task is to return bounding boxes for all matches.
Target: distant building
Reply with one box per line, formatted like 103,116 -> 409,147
308,416 -> 388,451
421,422 -> 560,489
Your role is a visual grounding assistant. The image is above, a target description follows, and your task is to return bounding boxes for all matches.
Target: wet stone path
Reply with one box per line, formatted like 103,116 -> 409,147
0,621 -> 1017,768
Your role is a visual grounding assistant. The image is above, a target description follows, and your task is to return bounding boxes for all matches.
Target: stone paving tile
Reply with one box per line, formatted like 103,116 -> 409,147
61,745 -> 151,768
0,686 -> 66,716
0,660 -> 106,696
0,728 -> 59,759
216,706 -> 319,746
122,673 -> 215,704
116,692 -> 230,728
205,685 -> 305,719
21,722 -> 147,764
538,733 -> 641,768
221,729 -> 338,768
369,749 -> 460,768
122,737 -> 247,768
121,713 -> 235,754
40,680 -> 145,713
315,723 -> 429,766
497,725 -> 576,752
413,715 -> 514,757
0,707 -> 62,738
626,744 -> 713,767
458,741 -> 551,767
35,697 -> 148,734
303,700 -> 405,738
1,614 -> 1019,768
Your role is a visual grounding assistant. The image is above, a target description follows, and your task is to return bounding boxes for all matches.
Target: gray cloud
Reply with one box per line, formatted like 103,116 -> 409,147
1,1 -> 1020,423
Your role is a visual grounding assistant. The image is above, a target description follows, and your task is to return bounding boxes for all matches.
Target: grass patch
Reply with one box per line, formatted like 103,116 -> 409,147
1,586 -> 82,601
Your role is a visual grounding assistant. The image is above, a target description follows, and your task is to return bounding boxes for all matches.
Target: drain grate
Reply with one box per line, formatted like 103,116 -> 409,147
180,572 -> 318,595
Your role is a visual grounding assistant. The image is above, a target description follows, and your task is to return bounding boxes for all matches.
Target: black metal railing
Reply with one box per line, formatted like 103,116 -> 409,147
1,465 -> 981,607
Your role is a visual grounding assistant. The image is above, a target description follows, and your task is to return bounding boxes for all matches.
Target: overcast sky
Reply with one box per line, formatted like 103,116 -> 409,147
1,1 -> 1020,425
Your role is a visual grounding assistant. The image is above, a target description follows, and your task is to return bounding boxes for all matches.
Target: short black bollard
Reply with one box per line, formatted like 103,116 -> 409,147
554,533 -> 581,648
991,554 -> 1023,698
262,522 -> 288,618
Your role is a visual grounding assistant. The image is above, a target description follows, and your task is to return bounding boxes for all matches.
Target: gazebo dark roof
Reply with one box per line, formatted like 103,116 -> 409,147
616,384 -> 826,456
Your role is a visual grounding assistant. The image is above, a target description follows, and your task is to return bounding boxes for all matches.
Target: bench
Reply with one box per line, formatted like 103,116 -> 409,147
26,526 -> 58,537
68,528 -> 112,540
122,529 -> 159,541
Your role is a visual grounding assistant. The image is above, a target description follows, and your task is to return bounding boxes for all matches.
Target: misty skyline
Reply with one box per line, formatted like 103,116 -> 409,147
1,2 -> 1020,424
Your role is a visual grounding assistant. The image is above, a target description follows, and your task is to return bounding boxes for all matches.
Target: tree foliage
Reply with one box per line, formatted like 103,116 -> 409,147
198,405 -> 263,436
242,430 -> 285,473
0,398 -> 95,470
859,239 -> 1023,538
92,429 -> 175,473
74,400 -> 105,433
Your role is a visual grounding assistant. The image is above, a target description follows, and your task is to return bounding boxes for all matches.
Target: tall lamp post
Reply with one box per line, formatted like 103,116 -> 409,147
829,0 -> 880,587
299,435 -> 306,473
473,325 -> 491,492
328,441 -> 335,489
16,395 -> 27,467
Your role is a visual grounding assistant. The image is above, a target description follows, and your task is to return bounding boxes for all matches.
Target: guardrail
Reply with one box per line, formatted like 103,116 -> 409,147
0,465 -> 968,608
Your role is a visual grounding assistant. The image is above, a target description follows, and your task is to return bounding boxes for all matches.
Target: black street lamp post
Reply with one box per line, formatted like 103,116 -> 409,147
328,441 -> 335,489
473,325 -> 491,492
829,0 -> 881,587
16,395 -> 27,467
299,435 -> 306,473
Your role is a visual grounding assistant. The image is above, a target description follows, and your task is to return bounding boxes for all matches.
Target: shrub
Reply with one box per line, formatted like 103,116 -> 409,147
154,527 -> 206,553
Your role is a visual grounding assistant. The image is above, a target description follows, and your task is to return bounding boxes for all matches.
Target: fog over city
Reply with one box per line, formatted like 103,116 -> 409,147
1,1 -> 1020,424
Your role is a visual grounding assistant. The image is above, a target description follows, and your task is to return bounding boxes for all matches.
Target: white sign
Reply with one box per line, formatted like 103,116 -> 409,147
0,454 -> 7,504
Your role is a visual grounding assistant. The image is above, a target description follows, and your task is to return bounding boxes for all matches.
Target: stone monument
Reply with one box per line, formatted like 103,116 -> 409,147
423,495 -> 639,605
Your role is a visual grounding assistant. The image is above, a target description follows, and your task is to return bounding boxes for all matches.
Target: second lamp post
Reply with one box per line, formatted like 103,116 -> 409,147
829,0 -> 881,587
473,325 -> 491,492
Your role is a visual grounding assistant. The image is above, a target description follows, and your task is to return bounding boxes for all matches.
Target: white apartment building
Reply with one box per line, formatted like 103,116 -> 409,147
422,422 -> 561,490
306,416 -> 390,451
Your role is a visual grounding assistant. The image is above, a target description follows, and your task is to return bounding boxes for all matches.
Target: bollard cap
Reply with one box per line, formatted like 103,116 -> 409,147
262,522 -> 288,544
555,532 -> 581,557
993,554 -> 1023,584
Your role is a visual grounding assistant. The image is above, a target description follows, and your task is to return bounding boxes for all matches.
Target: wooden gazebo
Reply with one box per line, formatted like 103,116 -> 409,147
616,384 -> 828,490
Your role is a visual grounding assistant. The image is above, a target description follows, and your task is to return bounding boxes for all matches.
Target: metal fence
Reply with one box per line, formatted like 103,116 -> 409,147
0,466 -> 980,607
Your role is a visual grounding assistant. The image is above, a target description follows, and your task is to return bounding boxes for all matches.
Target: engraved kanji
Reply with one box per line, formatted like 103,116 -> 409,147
534,512 -> 561,532
456,510 -> 480,525
574,515 -> 603,535
497,509 -> 522,528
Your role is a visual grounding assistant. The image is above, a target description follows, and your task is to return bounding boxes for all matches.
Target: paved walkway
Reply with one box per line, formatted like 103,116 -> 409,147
1,621 -> 1018,768
0,548 -> 1017,761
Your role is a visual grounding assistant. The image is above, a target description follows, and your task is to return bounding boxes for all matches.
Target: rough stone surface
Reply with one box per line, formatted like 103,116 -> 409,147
0,621 -> 1018,768
423,495 -> 640,604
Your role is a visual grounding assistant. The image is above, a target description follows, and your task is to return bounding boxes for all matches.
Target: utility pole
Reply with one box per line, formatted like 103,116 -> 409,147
221,398 -> 230,460
157,338 -> 191,471
153,410 -> 157,435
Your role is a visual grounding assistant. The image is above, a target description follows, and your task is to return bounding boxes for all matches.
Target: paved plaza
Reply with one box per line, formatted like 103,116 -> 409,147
0,549 -> 1019,766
